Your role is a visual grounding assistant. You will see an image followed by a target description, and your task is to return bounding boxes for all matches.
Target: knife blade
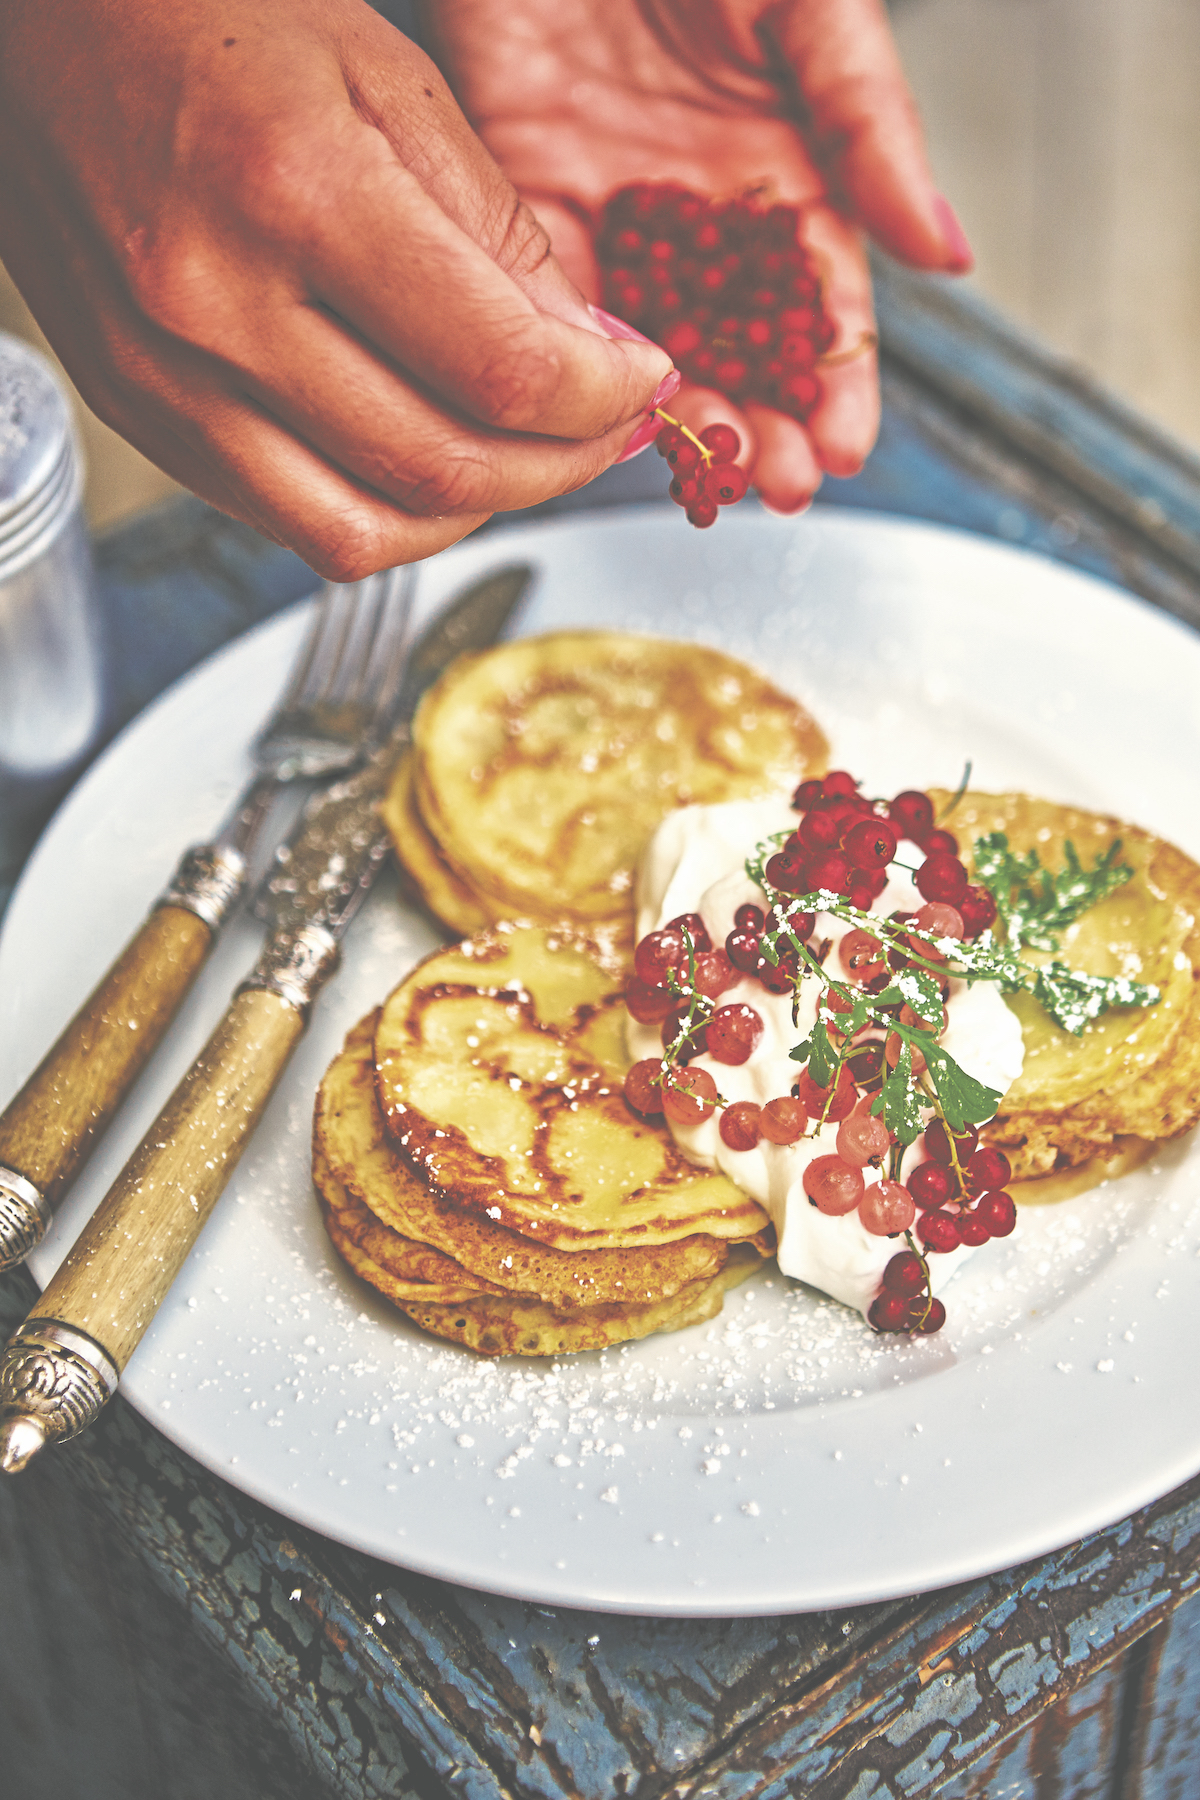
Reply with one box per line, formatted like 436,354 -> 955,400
0,563 -> 533,1473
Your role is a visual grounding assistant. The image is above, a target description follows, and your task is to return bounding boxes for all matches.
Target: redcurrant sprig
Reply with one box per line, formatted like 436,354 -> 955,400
653,410 -> 749,529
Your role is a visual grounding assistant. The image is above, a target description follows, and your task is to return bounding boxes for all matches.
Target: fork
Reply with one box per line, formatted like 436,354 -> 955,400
0,567 -> 414,1270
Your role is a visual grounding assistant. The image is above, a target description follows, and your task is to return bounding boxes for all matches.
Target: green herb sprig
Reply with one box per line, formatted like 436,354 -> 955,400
972,831 -> 1134,952
741,844 -> 1160,1151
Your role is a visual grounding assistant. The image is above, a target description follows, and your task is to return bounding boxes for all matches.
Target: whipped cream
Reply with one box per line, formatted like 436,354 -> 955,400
627,797 -> 1026,1317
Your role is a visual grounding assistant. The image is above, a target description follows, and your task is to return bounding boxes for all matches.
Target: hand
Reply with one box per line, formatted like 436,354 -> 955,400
0,0 -> 672,574
425,0 -> 971,512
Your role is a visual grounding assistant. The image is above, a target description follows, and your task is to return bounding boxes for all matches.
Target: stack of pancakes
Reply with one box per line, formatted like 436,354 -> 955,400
931,791 -> 1200,1180
313,925 -> 773,1355
314,630 -> 825,1354
313,622 -> 1200,1353
381,628 -> 828,938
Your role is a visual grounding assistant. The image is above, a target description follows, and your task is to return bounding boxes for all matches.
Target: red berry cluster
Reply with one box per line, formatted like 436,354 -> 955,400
596,184 -> 834,420
779,771 -> 998,934
654,415 -> 749,529
622,768 -> 1015,1338
867,1139 -> 1017,1334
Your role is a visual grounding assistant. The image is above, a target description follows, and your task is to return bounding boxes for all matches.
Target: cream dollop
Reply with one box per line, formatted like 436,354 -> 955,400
628,797 -> 1026,1318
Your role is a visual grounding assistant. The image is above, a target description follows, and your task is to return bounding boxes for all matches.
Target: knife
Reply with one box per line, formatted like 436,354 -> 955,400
0,564 -> 532,1473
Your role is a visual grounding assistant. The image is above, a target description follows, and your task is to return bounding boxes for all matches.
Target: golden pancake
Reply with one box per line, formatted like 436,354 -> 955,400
374,923 -> 770,1248
383,747 -> 621,935
931,790 -> 1200,1177
314,1146 -> 494,1303
398,1245 -> 766,1357
380,750 -> 491,936
316,1015 -> 732,1305
411,631 -> 828,924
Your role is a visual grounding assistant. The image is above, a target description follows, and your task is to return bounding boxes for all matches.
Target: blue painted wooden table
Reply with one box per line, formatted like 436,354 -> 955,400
3,260 -> 1200,1800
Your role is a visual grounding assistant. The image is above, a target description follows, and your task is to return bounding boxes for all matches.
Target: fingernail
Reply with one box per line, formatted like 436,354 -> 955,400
760,494 -> 815,518
650,369 -> 681,409
934,196 -> 973,272
616,413 -> 666,463
588,303 -> 654,344
615,372 -> 681,461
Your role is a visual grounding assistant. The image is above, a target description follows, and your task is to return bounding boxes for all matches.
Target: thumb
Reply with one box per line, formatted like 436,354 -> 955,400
766,0 -> 972,272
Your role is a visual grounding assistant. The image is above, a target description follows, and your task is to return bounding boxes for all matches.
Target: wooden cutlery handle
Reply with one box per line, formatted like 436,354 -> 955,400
30,986 -> 305,1369
0,904 -> 213,1209
0,843 -> 246,1269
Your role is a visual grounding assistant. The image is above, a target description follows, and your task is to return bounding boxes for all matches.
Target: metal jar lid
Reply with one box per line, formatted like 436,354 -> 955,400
0,331 -> 84,584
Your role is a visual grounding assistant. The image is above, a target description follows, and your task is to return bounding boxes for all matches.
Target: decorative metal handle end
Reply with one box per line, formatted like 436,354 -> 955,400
238,922 -> 340,1021
0,1321 -> 120,1472
158,843 -> 246,931
0,1167 -> 51,1270
0,1413 -> 48,1474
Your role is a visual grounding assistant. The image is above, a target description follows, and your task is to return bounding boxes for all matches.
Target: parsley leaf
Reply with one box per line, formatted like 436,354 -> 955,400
921,1045 -> 1003,1134
1032,962 -> 1159,1035
789,1018 -> 838,1086
882,967 -> 945,1025
873,1042 -> 925,1145
973,831 -> 1135,952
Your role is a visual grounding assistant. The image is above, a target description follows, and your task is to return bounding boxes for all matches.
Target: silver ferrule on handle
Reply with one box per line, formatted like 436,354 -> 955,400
157,843 -> 246,931
156,770 -> 287,928
0,1321 -> 120,1473
237,922 -> 341,1020
0,1167 -> 51,1268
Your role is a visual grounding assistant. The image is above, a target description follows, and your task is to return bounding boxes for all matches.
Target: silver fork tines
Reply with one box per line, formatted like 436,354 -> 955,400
254,567 -> 414,780
174,566 -> 415,907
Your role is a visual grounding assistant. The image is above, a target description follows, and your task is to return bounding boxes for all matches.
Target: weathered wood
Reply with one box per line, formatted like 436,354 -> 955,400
1122,1595 -> 1200,1800
870,257 -> 1200,622
0,903 -> 212,1210
934,1651 -> 1127,1800
0,1431 -> 339,1800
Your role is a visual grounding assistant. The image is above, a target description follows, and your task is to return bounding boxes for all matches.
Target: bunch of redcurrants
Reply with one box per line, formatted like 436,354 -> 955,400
596,184 -> 834,421
621,770 -> 1017,1336
654,418 -> 749,529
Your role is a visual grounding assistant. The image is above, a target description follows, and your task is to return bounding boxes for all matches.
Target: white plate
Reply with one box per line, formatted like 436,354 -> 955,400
4,508 -> 1200,1617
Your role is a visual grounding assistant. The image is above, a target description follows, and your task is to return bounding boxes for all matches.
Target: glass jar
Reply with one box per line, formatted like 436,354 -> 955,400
0,331 -> 104,782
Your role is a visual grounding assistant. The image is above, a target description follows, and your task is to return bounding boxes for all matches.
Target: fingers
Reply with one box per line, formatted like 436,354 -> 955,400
304,154 -> 669,439
85,347 -> 494,576
800,205 -> 880,476
515,193 -> 604,302
664,381 -> 824,513
0,0 -> 676,574
226,299 -> 645,517
125,99 -> 670,448
281,29 -> 675,436
337,21 -> 614,331
742,406 -> 820,511
2,188 -> 489,575
768,0 -> 972,271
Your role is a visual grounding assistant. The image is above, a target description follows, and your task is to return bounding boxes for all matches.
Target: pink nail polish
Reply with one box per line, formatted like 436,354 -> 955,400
616,413 -> 666,463
934,196 -> 973,272
616,372 -> 682,461
650,369 -> 681,409
591,307 -> 679,458
588,303 -> 655,344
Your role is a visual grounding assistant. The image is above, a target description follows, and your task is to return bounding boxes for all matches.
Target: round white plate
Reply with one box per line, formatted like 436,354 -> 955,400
4,508 -> 1200,1617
